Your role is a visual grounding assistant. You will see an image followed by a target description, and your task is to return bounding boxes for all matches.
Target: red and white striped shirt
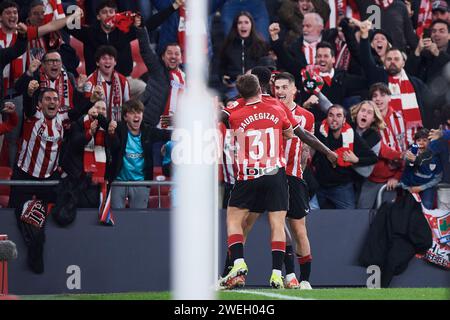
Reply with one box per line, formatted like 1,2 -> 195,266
0,29 -> 27,95
17,110 -> 67,178
284,104 -> 315,178
303,39 -> 320,66
219,122 -> 237,185
159,68 -> 185,128
381,106 -> 408,152
228,99 -> 292,181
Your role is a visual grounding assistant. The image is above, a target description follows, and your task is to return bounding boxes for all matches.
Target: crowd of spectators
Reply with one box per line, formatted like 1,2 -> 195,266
1,0 -> 449,215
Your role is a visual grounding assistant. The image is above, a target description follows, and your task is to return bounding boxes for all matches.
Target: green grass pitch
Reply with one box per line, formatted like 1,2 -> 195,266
20,288 -> 450,300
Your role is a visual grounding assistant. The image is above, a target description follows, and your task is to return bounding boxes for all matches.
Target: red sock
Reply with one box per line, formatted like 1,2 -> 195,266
227,234 -> 244,263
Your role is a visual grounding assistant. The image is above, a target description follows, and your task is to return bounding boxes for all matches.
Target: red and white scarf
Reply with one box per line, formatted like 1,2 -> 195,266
86,70 -> 128,121
319,69 -> 335,87
388,69 -> 423,129
82,114 -> 115,226
416,0 -> 433,37
178,6 -> 186,55
39,68 -> 73,112
329,0 -> 360,28
319,120 -> 354,167
82,115 -> 106,185
335,38 -> 351,71
374,0 -> 394,9
160,68 -> 185,127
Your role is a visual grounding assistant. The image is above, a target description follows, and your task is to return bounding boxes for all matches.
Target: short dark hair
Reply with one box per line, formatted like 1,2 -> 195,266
386,47 -> 406,61
273,72 -> 296,84
161,42 -> 181,55
95,0 -> 117,15
42,49 -> 61,61
316,42 -> 335,57
414,128 -> 429,140
122,99 -> 144,115
327,104 -> 346,117
251,66 -> 272,93
0,1 -> 19,15
29,0 -> 44,11
95,45 -> 117,62
236,74 -> 260,99
430,19 -> 450,33
369,82 -> 392,98
38,88 -> 58,102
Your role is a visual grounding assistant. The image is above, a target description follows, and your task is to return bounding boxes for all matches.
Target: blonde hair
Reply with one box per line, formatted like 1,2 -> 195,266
350,100 -> 386,131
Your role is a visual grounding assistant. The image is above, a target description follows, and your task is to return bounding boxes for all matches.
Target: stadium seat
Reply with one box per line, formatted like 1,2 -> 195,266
148,195 -> 171,209
0,167 -> 12,208
153,166 -> 163,176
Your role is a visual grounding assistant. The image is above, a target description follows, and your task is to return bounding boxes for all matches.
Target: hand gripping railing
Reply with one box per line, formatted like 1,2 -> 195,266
376,183 -> 450,210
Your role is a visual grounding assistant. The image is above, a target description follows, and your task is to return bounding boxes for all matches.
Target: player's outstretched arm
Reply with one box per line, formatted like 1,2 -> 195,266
294,126 -> 337,165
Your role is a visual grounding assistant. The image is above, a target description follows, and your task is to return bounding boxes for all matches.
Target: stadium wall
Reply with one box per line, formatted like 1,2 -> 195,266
0,209 -> 448,295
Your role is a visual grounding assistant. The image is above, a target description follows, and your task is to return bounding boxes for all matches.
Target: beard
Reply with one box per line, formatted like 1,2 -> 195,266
304,34 -> 320,43
386,65 -> 401,76
328,124 -> 342,132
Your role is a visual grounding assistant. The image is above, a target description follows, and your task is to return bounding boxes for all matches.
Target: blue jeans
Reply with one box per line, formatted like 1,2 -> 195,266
317,183 -> 356,209
221,0 -> 270,41
420,187 -> 437,210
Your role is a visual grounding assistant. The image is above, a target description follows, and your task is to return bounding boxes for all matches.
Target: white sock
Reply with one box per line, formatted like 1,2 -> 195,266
272,269 -> 282,277
286,273 -> 296,282
234,258 -> 244,266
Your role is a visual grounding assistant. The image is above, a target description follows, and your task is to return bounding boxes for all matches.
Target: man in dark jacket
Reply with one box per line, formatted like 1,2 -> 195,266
269,12 -> 338,86
359,20 -> 432,140
66,0 -> 139,77
406,19 -> 450,129
108,99 -> 171,208
136,26 -> 185,128
357,0 -> 418,53
313,104 -> 378,209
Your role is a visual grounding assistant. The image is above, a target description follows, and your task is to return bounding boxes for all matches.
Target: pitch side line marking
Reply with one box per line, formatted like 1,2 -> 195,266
233,289 -> 315,300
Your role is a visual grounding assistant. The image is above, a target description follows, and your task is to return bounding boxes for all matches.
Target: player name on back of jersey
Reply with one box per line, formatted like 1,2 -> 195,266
239,112 -> 280,130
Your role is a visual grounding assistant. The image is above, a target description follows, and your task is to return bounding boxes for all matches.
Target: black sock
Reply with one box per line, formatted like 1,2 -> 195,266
284,245 -> 295,275
297,254 -> 312,282
272,241 -> 286,271
227,234 -> 244,263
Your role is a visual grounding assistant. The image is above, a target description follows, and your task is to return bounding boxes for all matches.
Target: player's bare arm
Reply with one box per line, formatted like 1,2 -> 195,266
294,126 -> 337,165
283,125 -> 294,140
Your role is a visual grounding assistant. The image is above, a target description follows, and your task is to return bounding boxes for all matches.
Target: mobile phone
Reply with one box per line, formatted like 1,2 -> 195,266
423,28 -> 431,39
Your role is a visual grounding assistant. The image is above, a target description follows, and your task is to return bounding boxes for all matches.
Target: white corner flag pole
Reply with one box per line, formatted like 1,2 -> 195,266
172,0 -> 217,300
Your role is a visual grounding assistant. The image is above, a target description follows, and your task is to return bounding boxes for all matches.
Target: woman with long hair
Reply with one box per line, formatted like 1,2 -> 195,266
349,100 -> 405,209
219,11 -> 270,98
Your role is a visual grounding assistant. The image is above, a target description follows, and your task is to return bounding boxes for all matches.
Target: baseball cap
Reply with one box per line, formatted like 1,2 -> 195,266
432,0 -> 448,12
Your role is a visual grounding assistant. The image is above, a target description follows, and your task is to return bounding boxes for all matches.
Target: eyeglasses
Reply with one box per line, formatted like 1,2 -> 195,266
44,59 -> 62,64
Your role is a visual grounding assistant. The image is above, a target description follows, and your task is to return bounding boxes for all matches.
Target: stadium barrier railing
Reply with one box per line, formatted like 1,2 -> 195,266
0,180 -> 175,209
376,183 -> 450,210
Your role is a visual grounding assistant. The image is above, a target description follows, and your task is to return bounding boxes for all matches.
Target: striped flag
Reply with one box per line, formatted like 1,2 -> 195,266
98,183 -> 114,226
